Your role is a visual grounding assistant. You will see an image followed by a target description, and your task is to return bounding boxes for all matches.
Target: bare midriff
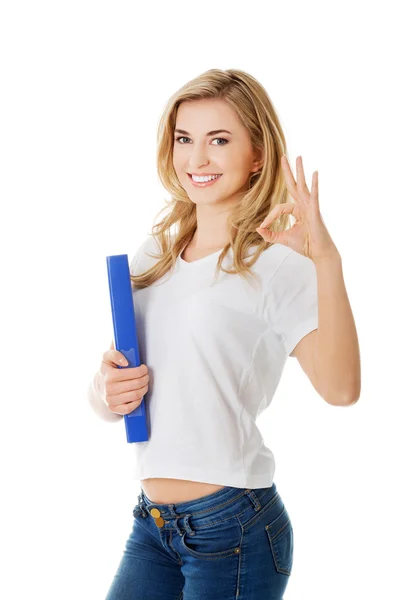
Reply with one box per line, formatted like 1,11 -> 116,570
141,478 -> 226,504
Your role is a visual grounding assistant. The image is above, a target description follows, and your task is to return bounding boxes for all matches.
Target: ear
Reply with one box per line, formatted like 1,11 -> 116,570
250,146 -> 264,173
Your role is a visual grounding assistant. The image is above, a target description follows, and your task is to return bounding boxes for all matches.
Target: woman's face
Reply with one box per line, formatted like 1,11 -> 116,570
172,98 -> 263,208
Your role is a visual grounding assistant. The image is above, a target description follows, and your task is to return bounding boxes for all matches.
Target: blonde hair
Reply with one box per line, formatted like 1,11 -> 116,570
131,68 -> 292,290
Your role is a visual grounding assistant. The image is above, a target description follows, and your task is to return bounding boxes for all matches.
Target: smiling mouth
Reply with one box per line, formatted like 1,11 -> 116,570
187,173 -> 223,180
187,173 -> 223,187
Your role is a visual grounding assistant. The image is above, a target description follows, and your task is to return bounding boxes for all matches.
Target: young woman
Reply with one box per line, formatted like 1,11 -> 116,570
88,68 -> 360,600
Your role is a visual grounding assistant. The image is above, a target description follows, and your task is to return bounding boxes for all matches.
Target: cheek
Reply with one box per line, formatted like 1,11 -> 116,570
174,156 -> 187,174
222,150 -> 249,173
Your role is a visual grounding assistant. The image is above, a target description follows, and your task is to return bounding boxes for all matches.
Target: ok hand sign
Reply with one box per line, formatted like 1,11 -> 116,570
256,155 -> 339,263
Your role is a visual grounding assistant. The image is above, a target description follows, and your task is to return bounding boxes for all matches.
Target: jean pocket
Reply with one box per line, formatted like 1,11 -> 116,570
265,505 -> 293,576
181,515 -> 242,560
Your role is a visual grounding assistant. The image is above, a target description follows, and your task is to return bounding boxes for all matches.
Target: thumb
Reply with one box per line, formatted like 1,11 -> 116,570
256,225 -> 272,239
256,226 -> 283,244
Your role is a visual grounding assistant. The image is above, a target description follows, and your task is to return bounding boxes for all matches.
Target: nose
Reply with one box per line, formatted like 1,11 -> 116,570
187,146 -> 211,171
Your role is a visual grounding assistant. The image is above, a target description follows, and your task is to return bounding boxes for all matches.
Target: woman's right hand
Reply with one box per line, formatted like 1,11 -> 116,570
99,346 -> 149,416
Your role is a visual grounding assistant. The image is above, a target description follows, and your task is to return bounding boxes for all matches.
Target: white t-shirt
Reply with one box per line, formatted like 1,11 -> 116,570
107,233 -> 319,489
86,234 -> 319,486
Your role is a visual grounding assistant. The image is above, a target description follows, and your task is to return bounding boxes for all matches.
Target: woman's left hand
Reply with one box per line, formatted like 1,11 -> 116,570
256,155 -> 339,262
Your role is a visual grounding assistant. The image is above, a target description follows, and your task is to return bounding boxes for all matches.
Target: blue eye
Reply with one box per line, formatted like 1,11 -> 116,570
174,137 -> 228,146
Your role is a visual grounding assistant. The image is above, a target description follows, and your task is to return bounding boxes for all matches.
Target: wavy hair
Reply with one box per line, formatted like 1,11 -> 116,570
131,68 -> 293,290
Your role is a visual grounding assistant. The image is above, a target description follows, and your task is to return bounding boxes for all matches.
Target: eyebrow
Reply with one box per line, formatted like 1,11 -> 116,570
174,128 -> 233,136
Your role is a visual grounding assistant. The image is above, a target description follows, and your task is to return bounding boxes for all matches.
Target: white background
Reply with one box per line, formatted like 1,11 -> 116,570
1,1 -> 399,598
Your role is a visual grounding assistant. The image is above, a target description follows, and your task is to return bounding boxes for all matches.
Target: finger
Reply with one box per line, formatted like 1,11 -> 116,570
296,156 -> 310,198
106,362 -> 149,382
311,170 -> 319,212
281,155 -> 301,201
112,398 -> 143,416
103,349 -> 128,367
256,226 -> 285,244
258,202 -> 296,229
106,386 -> 147,408
108,372 -> 149,393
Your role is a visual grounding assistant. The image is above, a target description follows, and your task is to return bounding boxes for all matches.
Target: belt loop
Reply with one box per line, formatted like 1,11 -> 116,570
182,514 -> 195,536
138,492 -> 148,518
246,489 -> 262,512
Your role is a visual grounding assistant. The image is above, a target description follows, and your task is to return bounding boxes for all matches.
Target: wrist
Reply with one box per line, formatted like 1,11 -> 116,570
88,371 -> 122,422
312,248 -> 342,267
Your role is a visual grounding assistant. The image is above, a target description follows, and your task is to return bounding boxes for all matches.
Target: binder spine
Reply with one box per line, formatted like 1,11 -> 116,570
106,254 -> 149,443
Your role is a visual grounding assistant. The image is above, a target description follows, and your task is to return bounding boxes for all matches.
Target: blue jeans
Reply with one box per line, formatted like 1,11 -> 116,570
105,481 -> 293,599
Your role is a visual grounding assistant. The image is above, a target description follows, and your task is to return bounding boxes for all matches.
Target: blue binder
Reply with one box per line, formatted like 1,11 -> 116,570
106,254 -> 149,443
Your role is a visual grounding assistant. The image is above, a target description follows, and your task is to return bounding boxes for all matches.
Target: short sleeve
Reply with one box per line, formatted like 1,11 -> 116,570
129,234 -> 160,276
266,249 -> 319,357
129,243 -> 143,275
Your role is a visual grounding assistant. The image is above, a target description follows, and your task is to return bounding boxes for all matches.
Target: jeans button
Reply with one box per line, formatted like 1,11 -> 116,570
154,517 -> 165,528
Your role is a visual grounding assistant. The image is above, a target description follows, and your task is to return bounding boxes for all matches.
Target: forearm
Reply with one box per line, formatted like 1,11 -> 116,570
87,371 -> 123,423
313,251 -> 361,406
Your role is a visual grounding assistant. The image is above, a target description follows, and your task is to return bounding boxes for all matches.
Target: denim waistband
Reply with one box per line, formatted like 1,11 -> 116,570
137,482 -> 277,521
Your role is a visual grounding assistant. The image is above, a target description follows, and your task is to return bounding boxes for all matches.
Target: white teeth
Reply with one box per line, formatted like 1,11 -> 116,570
192,174 -> 221,183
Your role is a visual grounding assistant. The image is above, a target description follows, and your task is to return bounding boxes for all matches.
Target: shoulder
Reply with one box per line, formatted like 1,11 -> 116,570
129,234 -> 162,274
272,244 -> 316,273
251,243 -> 293,286
255,243 -> 317,293
140,234 -> 162,256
